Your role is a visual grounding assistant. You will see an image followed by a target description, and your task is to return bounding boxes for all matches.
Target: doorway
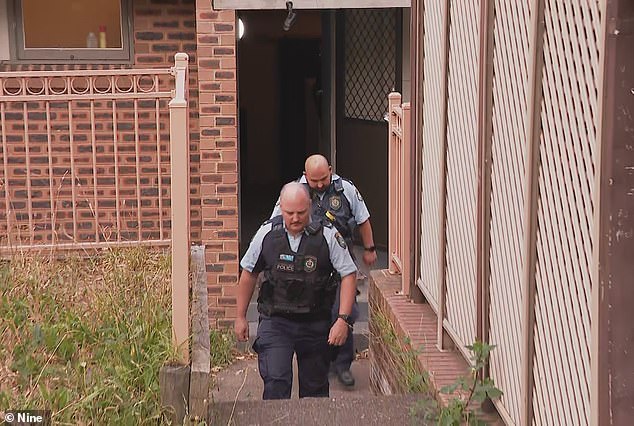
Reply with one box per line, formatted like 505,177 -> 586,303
334,8 -> 402,249
237,10 -> 324,253
237,8 -> 403,254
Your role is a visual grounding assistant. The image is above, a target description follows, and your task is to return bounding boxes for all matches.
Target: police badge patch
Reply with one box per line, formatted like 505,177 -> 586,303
355,188 -> 363,202
334,232 -> 347,249
329,195 -> 342,211
303,256 -> 317,273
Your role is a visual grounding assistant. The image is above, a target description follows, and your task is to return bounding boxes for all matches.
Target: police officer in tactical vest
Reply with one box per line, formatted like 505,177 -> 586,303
236,182 -> 357,399
271,154 -> 377,387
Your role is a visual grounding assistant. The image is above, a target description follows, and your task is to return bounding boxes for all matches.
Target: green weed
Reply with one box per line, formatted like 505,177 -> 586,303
210,329 -> 236,369
373,310 -> 431,394
438,341 -> 503,425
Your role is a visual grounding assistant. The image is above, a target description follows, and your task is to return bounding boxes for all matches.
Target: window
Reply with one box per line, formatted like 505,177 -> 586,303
8,0 -> 133,62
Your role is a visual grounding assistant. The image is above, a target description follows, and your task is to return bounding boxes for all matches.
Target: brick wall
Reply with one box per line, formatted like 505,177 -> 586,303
195,1 -> 239,329
0,0 -> 202,245
0,0 -> 241,328
368,270 -> 504,422
134,0 -> 202,244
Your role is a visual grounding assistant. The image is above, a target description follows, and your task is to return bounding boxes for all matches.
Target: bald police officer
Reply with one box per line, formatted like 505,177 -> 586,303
236,182 -> 357,399
271,154 -> 377,387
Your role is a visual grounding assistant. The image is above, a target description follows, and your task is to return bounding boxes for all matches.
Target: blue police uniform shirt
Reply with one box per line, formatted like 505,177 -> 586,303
270,174 -> 370,224
240,219 -> 357,278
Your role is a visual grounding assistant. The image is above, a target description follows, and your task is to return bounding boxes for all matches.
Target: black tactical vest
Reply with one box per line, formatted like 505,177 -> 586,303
304,178 -> 356,241
256,216 -> 337,317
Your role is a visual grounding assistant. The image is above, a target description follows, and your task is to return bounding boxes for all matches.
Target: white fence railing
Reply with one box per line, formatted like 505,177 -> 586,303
387,92 -> 411,297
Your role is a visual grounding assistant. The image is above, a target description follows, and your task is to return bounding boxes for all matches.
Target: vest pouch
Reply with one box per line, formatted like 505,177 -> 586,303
308,275 -> 336,311
257,278 -> 275,315
273,278 -> 311,314
284,278 -> 308,302
321,274 -> 338,309
327,273 -> 340,291
334,215 -> 351,240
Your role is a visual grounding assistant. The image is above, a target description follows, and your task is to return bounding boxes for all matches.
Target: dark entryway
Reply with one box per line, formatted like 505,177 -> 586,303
237,10 -> 323,253
237,8 -> 402,254
278,38 -> 321,184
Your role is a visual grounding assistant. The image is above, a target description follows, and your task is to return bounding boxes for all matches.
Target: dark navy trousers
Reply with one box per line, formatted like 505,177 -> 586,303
252,315 -> 331,399
330,285 -> 359,372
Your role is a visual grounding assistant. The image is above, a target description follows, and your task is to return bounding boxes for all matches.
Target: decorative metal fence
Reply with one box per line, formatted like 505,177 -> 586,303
389,1 -> 603,424
0,53 -> 191,362
0,66 -> 175,253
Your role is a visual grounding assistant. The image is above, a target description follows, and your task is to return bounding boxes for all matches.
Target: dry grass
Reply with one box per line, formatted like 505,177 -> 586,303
0,247 -> 177,425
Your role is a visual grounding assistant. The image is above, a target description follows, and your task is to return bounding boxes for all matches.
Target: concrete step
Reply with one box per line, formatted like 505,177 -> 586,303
209,394 -> 430,425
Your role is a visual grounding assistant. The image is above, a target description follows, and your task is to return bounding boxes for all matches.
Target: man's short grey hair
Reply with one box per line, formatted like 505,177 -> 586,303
280,181 -> 310,202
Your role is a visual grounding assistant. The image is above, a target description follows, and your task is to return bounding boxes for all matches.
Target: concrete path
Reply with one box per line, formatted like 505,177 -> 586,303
209,394 -> 429,426
206,247 -> 433,426
211,355 -> 372,404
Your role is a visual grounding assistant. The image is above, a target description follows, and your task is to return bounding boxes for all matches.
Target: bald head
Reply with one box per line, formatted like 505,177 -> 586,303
280,182 -> 310,206
279,182 -> 311,235
304,154 -> 332,193
305,154 -> 329,172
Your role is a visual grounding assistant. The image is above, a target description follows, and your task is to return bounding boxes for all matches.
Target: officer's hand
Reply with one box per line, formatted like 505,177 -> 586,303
363,249 -> 377,266
328,319 -> 350,346
235,317 -> 249,342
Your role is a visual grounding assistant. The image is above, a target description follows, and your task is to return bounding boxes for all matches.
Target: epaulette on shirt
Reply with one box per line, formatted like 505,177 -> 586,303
264,215 -> 284,230
305,220 -> 324,235
332,178 -> 344,193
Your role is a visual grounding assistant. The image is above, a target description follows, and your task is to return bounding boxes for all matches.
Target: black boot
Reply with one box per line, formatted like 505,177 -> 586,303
336,369 -> 355,387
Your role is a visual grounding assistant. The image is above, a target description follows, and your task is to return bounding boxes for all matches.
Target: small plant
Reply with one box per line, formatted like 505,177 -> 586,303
438,341 -> 502,425
209,329 -> 236,369
372,310 -> 430,393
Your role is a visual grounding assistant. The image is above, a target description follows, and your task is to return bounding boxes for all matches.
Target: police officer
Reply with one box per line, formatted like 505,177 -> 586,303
235,182 -> 357,399
271,154 -> 377,387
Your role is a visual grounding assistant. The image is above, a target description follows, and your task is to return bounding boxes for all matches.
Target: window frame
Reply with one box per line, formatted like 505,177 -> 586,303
7,0 -> 134,64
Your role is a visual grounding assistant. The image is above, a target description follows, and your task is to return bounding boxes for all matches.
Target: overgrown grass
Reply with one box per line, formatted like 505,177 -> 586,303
372,310 -> 431,394
372,309 -> 438,424
0,247 -> 178,424
209,329 -> 236,370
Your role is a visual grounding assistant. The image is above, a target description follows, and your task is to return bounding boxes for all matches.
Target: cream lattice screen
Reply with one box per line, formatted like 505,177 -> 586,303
411,0 -> 601,424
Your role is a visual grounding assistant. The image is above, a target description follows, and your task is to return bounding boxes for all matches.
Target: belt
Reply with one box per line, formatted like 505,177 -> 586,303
270,312 -> 330,322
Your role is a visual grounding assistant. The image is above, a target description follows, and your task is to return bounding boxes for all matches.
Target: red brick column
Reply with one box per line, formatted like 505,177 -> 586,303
195,1 -> 239,328
133,0 -> 201,244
